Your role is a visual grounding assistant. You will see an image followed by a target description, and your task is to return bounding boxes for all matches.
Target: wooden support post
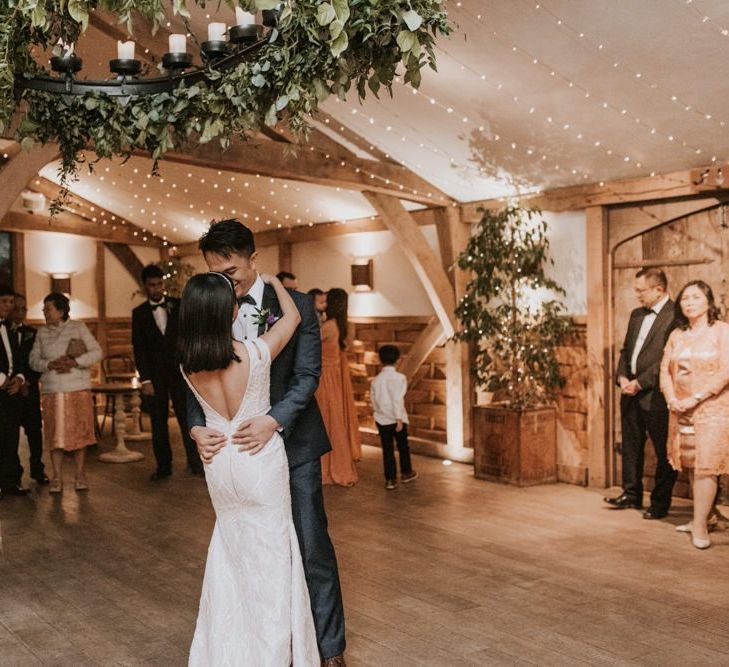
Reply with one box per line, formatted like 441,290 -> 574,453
363,192 -> 456,337
0,143 -> 59,222
11,232 -> 25,295
585,206 -> 610,488
96,242 -> 108,354
278,242 -> 293,274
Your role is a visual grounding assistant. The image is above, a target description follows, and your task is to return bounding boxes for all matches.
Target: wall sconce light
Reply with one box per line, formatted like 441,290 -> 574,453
50,273 -> 72,296
351,259 -> 373,292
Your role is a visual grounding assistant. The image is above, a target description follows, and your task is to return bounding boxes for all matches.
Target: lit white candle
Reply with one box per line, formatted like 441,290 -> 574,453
235,8 -> 256,26
168,34 -> 187,53
117,40 -> 135,60
57,39 -> 75,56
208,22 -> 227,41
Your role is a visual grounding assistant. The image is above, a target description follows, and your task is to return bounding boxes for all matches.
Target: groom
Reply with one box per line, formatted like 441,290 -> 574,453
187,219 -> 346,665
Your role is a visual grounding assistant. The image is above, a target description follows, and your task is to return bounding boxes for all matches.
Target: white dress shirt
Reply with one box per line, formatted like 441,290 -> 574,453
630,294 -> 670,375
370,366 -> 409,426
232,274 -> 265,341
150,298 -> 168,335
0,319 -> 15,386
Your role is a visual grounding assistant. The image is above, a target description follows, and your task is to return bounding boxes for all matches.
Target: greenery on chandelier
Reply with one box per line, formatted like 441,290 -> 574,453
0,0 -> 449,185
454,206 -> 574,410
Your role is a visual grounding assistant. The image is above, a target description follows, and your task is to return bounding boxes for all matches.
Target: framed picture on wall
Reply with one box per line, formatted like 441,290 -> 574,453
0,232 -> 11,287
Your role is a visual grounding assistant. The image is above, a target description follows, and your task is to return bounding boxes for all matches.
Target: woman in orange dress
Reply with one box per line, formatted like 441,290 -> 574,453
316,288 -> 361,486
660,280 -> 729,549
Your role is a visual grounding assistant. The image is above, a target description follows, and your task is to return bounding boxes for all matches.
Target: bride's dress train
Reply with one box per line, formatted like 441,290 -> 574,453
183,338 -> 319,666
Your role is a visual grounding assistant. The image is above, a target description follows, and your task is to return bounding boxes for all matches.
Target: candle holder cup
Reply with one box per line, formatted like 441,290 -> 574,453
162,52 -> 194,71
229,24 -> 261,45
110,58 -> 141,76
201,40 -> 232,62
50,55 -> 82,74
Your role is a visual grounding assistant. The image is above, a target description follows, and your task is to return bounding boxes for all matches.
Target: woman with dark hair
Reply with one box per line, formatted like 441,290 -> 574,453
29,292 -> 102,493
178,272 -> 319,665
660,280 -> 729,549
315,288 -> 361,486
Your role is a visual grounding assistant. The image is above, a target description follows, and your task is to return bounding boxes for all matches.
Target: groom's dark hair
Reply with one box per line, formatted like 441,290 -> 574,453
199,219 -> 255,259
178,273 -> 241,374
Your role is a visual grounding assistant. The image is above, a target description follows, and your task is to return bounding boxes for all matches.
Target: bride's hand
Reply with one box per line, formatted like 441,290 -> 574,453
260,273 -> 278,285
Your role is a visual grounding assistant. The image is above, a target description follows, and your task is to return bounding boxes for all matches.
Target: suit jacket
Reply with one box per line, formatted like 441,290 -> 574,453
186,286 -> 331,469
616,300 -> 677,411
12,324 -> 41,389
132,297 -> 184,390
0,321 -> 25,381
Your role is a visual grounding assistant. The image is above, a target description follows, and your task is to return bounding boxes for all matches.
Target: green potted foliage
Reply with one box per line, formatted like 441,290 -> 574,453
455,205 -> 573,485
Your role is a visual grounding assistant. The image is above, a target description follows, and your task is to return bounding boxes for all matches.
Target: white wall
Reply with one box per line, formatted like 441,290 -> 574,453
542,210 -> 587,316
24,231 -> 97,320
291,226 -> 441,317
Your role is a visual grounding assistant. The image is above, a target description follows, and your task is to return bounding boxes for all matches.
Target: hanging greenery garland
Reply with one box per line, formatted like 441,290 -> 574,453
0,0 -> 449,186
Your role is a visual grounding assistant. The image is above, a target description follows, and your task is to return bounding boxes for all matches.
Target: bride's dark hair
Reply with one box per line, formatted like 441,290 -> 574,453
178,272 -> 240,374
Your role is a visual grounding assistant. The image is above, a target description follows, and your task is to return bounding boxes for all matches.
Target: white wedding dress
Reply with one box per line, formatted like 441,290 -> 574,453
183,338 -> 319,666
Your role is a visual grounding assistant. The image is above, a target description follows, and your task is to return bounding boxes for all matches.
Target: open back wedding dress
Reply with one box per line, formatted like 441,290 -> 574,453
183,338 -> 319,666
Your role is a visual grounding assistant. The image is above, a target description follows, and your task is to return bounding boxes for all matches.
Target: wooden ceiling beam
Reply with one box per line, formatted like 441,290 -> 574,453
0,143 -> 60,222
461,165 -> 729,217
2,208 -> 162,246
105,242 -> 145,286
171,207 -> 440,256
160,139 -> 447,206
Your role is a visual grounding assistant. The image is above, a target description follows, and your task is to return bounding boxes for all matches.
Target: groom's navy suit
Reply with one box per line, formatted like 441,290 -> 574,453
186,284 -> 345,658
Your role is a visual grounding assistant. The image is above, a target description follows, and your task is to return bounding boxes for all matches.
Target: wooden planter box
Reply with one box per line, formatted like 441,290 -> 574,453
473,405 -> 557,486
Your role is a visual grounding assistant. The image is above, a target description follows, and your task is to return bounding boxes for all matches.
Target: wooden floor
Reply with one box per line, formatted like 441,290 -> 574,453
3,430 -> 729,667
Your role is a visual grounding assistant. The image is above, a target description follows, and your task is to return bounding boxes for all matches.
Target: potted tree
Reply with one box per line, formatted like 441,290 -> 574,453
455,206 -> 573,485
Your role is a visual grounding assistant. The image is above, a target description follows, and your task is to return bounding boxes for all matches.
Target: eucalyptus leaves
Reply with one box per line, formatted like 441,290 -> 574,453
454,206 -> 574,409
0,0 -> 449,185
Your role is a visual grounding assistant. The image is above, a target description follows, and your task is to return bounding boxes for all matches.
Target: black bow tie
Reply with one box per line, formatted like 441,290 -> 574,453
642,307 -> 657,316
238,294 -> 256,307
0,320 -> 6,328
150,301 -> 165,310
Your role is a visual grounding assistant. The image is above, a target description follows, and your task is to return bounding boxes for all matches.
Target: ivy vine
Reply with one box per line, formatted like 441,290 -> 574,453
0,0 -> 449,189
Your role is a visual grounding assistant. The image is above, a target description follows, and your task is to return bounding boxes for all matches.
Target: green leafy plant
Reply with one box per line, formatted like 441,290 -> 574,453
454,206 -> 574,409
0,0 -> 450,190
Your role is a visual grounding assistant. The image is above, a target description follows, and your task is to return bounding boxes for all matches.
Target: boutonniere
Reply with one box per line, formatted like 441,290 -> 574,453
254,307 -> 279,331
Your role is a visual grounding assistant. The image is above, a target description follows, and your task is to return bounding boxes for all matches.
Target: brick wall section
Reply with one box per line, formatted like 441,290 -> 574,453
554,323 -> 589,485
349,320 -> 447,445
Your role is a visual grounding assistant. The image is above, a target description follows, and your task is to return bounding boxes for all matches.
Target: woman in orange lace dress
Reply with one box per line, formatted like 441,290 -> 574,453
316,288 -> 361,486
660,280 -> 729,549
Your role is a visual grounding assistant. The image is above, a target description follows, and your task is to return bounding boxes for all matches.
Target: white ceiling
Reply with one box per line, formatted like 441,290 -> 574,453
34,0 -> 729,242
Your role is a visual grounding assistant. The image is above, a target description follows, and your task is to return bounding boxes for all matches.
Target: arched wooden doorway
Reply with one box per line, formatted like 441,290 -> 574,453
609,199 -> 729,498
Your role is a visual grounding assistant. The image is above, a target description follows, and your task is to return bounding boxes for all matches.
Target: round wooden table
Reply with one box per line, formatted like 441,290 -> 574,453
92,382 -> 150,463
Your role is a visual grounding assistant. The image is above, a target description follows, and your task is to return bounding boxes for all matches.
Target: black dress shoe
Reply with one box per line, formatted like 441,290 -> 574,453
603,493 -> 642,509
643,508 -> 668,520
150,469 -> 172,481
2,486 -> 30,496
33,474 -> 50,486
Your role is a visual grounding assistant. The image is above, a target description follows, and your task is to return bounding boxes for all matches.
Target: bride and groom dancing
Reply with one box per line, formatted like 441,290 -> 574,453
179,219 -> 346,666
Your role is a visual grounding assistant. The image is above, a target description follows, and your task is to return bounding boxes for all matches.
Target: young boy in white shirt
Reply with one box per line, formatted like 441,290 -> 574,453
370,345 -> 418,490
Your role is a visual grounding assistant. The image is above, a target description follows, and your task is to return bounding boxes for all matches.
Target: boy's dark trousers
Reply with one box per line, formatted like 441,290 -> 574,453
376,422 -> 413,480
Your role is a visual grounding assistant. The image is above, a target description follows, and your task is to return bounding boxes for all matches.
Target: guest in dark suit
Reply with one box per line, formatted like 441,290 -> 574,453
606,267 -> 678,519
0,284 -> 29,498
187,220 -> 346,666
132,265 -> 202,480
9,293 -> 48,484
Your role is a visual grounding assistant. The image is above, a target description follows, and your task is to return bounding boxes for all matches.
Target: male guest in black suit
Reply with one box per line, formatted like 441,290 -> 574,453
606,267 -> 677,519
187,220 -> 346,666
0,284 -> 29,498
9,293 -> 49,485
132,265 -> 202,480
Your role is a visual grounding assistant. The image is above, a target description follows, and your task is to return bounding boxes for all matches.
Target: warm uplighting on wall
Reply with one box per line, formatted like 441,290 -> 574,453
351,259 -> 373,292
50,272 -> 72,296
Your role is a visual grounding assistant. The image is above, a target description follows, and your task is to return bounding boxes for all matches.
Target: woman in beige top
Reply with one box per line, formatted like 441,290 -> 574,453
660,280 -> 729,549
30,292 -> 102,493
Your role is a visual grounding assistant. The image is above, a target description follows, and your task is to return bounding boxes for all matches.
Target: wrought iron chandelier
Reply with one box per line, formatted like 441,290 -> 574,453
20,7 -> 279,99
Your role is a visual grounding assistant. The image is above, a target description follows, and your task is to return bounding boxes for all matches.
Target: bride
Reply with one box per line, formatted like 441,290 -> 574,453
177,271 -> 319,666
